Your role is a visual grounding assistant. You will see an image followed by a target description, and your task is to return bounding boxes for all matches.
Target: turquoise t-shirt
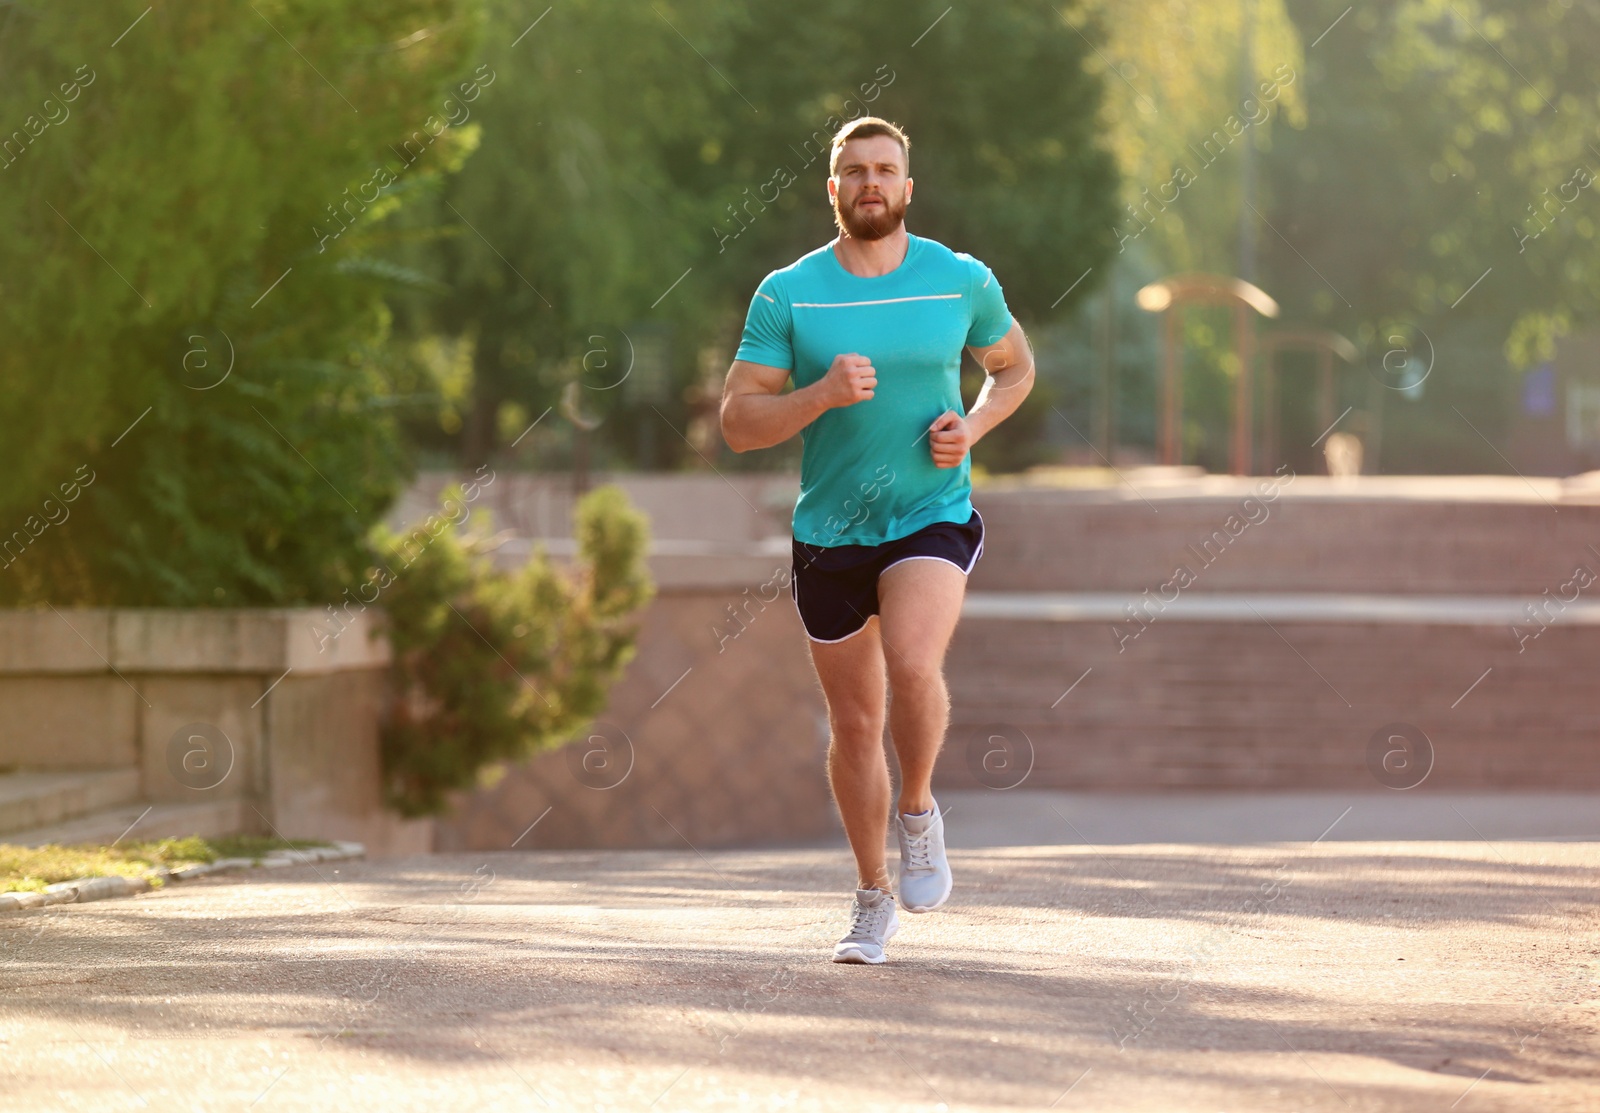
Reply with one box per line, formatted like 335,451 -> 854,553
735,233 -> 1014,547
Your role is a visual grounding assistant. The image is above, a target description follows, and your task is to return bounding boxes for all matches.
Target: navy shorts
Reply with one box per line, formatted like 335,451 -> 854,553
790,509 -> 985,642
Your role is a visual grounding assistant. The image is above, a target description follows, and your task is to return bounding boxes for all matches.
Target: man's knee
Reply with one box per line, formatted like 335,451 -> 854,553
828,705 -> 883,749
885,650 -> 947,693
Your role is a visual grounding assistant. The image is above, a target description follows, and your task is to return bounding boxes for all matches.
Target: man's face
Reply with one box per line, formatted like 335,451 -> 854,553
829,135 -> 911,241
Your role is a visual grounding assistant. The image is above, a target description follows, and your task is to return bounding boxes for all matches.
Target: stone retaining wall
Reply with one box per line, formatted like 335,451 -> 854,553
1,589 -> 839,853
0,608 -> 430,855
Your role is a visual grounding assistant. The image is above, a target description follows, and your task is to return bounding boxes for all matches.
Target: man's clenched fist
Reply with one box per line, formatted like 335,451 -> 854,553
928,409 -> 973,468
820,353 -> 877,408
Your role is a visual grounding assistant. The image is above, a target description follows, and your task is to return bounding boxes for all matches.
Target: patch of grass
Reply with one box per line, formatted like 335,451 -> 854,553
205,835 -> 328,862
0,835 -> 331,893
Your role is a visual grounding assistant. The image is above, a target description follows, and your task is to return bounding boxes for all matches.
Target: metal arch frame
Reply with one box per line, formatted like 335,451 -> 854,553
1258,329 -> 1360,471
1136,273 -> 1281,475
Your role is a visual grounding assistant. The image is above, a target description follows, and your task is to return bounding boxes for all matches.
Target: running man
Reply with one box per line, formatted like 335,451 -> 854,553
719,117 -> 1035,963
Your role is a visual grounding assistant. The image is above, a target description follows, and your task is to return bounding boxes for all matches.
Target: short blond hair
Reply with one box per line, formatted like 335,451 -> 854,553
829,117 -> 911,176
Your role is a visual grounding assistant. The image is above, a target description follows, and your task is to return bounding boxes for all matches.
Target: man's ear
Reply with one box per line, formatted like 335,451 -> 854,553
826,176 -> 838,202
905,177 -> 914,204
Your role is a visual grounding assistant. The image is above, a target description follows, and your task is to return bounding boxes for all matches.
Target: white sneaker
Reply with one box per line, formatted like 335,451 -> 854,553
832,888 -> 899,964
896,801 -> 952,913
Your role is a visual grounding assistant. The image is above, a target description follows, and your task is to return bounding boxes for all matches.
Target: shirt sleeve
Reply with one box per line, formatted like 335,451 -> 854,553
965,258 -> 1014,348
733,272 -> 794,370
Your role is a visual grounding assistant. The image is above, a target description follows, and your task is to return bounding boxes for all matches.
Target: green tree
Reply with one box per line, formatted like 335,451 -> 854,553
388,0 -> 726,472
703,2 -> 1121,319
377,485 -> 653,816
1260,0 -> 1600,471
1087,0 -> 1307,273
0,0 -> 482,603
404,0 -> 1123,475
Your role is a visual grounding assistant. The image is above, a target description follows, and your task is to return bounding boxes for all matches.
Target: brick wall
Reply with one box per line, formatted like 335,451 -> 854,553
938,617 -> 1599,791
433,585 -> 837,851
941,479 -> 1600,792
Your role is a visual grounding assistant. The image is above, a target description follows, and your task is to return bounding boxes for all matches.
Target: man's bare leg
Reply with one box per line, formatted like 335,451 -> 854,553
877,558 -> 969,815
808,616 -> 892,892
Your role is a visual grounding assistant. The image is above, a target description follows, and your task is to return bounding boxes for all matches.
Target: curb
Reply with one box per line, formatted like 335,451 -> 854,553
0,841 -> 365,914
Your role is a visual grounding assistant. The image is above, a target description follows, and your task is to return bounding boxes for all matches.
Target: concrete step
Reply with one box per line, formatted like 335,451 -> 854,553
969,485 -> 1600,594
7,798 -> 257,848
0,769 -> 143,837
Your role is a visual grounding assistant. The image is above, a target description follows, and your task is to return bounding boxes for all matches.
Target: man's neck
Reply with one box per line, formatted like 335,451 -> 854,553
831,228 -> 911,277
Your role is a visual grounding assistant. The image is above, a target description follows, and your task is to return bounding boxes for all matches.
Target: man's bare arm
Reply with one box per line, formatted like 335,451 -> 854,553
720,354 -> 878,453
963,319 -> 1035,443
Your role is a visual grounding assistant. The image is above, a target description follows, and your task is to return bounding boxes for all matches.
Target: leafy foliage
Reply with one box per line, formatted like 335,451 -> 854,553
1089,0 -> 1306,272
0,0 -> 483,604
1261,0 -> 1600,470
374,485 -> 653,817
1063,0 -> 1600,472
396,0 -> 1123,472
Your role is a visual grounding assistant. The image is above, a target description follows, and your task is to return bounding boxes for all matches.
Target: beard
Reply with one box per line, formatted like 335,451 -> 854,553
833,187 -> 907,241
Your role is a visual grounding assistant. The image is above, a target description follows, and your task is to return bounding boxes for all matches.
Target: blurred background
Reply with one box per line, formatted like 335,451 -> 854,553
3,1 -> 1598,856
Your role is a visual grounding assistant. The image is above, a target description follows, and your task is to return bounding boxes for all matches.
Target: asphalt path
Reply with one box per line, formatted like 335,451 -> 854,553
3,841 -> 1597,1111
